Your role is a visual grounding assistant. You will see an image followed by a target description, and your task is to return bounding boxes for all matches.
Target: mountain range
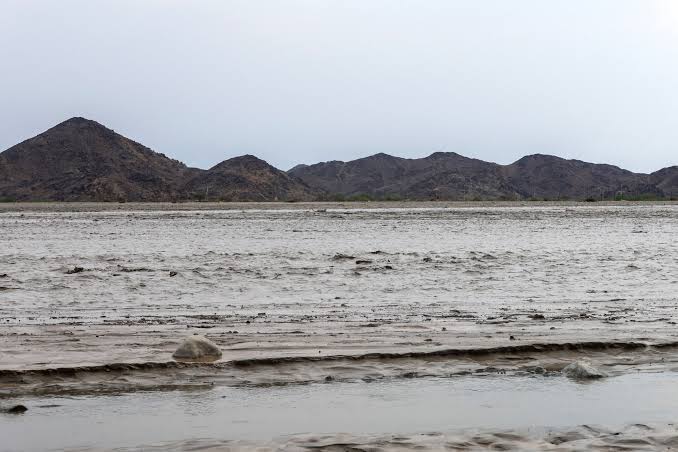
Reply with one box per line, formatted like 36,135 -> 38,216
1,117 -> 676,202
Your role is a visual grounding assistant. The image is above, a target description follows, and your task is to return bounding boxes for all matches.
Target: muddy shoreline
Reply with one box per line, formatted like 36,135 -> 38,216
1,200 -> 678,213
3,339 -> 678,399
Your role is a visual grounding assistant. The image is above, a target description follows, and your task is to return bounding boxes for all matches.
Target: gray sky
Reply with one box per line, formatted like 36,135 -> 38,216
2,0 -> 678,173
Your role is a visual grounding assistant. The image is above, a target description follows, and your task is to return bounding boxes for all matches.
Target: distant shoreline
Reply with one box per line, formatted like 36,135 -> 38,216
1,199 -> 677,212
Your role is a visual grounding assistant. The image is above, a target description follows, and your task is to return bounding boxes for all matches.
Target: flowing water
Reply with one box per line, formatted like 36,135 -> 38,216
2,202 -> 678,450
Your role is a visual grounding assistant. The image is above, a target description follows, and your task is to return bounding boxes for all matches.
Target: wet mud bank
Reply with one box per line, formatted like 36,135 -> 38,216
3,340 -> 678,397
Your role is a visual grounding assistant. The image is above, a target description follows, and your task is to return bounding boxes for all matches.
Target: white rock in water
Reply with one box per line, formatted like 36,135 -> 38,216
562,360 -> 606,379
172,335 -> 222,361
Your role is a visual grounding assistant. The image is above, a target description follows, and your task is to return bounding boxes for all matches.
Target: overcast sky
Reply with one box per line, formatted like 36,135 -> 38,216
1,1 -> 677,172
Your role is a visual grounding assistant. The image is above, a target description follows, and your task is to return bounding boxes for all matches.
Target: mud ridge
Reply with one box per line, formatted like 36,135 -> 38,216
2,340 -> 675,378
230,340 -> 664,367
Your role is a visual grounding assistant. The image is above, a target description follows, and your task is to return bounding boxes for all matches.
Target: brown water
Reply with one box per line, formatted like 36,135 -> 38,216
3,372 -> 678,451
2,202 -> 678,450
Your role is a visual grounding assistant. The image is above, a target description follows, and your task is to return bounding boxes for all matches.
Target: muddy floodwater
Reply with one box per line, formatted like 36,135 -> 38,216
2,202 -> 678,450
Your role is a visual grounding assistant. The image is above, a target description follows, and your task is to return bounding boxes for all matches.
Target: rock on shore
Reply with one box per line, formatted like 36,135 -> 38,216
562,361 -> 606,379
172,335 -> 222,361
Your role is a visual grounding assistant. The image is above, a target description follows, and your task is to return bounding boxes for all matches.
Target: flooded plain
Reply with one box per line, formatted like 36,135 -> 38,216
2,202 -> 678,450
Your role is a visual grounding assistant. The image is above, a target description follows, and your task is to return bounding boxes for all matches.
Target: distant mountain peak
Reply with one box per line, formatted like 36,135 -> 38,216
427,151 -> 459,158
288,163 -> 309,172
62,116 -> 94,124
514,153 -> 563,163
53,116 -> 107,129
210,154 -> 271,172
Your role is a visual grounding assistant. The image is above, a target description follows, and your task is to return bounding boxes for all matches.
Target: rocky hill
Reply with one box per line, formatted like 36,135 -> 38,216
0,117 -> 193,201
182,155 -> 316,201
0,118 -> 314,202
650,166 -> 678,198
502,154 -> 662,200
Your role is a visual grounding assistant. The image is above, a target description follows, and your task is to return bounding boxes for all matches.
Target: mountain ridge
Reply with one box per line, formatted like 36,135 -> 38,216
1,117 -> 677,201
289,152 -> 675,200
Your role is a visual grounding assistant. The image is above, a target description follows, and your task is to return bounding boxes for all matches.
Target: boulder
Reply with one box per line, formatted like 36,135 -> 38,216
5,405 -> 27,414
172,335 -> 222,361
562,360 -> 606,379
66,266 -> 84,274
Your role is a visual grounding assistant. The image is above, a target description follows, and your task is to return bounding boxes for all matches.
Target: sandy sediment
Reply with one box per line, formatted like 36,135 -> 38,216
127,424 -> 678,451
